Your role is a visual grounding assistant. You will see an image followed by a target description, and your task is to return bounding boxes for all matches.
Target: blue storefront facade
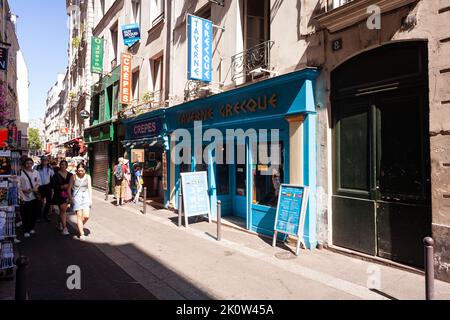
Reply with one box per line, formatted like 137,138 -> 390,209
121,109 -> 171,204
165,68 -> 319,248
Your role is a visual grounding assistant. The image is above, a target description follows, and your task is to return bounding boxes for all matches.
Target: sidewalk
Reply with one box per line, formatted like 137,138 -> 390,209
67,190 -> 450,300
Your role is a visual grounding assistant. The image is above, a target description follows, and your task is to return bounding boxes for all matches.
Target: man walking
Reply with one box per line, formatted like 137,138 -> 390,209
113,158 -> 129,206
36,156 -> 54,222
20,158 -> 42,238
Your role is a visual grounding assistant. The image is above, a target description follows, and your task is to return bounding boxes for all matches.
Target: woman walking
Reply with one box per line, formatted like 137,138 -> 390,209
19,158 -> 42,238
51,160 -> 73,236
133,165 -> 143,204
69,163 -> 92,240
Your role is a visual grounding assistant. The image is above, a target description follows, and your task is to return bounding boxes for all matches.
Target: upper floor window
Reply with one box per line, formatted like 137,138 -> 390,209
132,0 -> 141,26
150,0 -> 165,26
110,22 -> 119,69
330,0 -> 353,10
245,0 -> 270,50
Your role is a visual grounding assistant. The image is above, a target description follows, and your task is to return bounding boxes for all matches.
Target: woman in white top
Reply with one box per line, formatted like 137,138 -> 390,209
69,163 -> 92,241
20,158 -> 42,238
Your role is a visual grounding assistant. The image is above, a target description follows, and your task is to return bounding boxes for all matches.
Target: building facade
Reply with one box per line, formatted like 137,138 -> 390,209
61,0 -> 450,282
44,74 -> 66,156
0,0 -> 29,150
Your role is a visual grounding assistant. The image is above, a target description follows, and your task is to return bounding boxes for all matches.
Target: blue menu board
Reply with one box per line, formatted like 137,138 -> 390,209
181,172 -> 211,218
274,185 -> 309,237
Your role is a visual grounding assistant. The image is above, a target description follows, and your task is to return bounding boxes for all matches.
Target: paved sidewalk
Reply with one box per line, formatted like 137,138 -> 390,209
66,190 -> 450,300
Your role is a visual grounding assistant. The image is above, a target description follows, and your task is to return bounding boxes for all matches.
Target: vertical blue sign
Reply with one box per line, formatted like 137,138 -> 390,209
188,15 -> 212,83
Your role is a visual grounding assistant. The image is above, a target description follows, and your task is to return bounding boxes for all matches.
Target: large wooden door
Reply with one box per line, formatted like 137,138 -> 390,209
332,42 -> 431,268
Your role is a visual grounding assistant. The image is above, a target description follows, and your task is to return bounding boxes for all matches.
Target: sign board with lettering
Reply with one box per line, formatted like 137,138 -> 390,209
122,23 -> 141,47
120,53 -> 133,105
272,184 -> 309,256
91,37 -> 104,74
129,118 -> 163,140
187,15 -> 212,83
0,48 -> 8,71
181,171 -> 211,227
162,152 -> 168,191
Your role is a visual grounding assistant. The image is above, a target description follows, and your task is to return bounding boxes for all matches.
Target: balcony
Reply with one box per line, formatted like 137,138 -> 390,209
118,89 -> 167,120
231,40 -> 274,82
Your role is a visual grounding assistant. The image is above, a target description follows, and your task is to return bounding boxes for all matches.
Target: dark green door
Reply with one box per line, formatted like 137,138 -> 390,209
332,42 -> 431,268
333,89 -> 431,268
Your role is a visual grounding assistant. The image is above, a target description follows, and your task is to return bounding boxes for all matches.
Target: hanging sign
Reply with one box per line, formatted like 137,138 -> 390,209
162,152 -> 167,191
122,23 -> 141,47
120,53 -> 133,105
187,15 -> 212,83
80,110 -> 90,119
272,184 -> 309,256
0,48 -> 8,71
181,171 -> 211,227
91,37 -> 104,74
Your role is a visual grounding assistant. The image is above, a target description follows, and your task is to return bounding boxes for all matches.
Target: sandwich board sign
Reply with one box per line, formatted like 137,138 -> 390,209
272,184 -> 309,256
180,171 -> 211,227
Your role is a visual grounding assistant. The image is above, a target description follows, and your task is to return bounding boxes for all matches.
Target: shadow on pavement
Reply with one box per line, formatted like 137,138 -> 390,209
13,215 -> 214,300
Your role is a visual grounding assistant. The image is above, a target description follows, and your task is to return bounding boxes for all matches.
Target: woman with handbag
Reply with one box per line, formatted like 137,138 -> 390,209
19,158 -> 42,238
69,163 -> 92,241
51,160 -> 73,236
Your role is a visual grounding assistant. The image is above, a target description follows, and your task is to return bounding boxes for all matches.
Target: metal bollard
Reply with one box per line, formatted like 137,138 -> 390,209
15,256 -> 29,300
217,201 -> 222,241
424,237 -> 435,300
178,191 -> 183,227
105,179 -> 109,201
143,187 -> 147,215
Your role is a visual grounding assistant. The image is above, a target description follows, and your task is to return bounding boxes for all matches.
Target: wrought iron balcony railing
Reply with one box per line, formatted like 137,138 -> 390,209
231,40 -> 274,82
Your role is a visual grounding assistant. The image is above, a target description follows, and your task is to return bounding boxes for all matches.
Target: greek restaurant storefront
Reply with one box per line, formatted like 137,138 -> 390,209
166,68 -> 319,248
122,110 -> 170,205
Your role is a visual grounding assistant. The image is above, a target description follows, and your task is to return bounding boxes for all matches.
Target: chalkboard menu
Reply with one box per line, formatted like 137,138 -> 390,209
272,185 -> 309,256
180,172 -> 211,227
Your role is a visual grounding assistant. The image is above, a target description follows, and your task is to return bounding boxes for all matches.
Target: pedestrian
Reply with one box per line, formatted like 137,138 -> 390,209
69,163 -> 92,241
123,159 -> 133,203
19,158 -> 42,238
133,165 -> 143,204
51,160 -> 73,236
36,156 -> 54,222
113,158 -> 129,206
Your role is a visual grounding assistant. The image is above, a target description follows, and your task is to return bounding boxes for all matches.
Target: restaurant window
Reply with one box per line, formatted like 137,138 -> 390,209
179,147 -> 191,175
236,145 -> 246,197
216,146 -> 229,195
253,141 -> 284,208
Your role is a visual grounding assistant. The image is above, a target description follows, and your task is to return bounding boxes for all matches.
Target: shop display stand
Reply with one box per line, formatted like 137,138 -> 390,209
0,150 -> 20,280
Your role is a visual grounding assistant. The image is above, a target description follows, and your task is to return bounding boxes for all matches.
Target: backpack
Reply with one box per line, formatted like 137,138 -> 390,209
114,165 -> 124,180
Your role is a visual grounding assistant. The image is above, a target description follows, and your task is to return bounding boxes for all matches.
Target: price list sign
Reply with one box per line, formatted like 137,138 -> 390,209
180,172 -> 211,227
272,185 -> 309,256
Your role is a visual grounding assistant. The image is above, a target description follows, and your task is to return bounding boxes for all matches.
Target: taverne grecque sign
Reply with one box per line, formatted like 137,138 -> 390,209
178,93 -> 278,125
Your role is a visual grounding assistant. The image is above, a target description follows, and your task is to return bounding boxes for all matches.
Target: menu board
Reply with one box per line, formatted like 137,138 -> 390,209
180,171 -> 211,226
273,185 -> 309,255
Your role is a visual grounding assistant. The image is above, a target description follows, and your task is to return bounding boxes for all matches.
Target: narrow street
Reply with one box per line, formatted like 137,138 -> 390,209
12,190 -> 449,300
17,211 -> 155,300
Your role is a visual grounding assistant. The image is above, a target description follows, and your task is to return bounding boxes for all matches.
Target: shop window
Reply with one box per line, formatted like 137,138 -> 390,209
252,142 -> 284,208
236,145 -> 247,197
216,146 -> 229,195
179,148 -> 191,175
